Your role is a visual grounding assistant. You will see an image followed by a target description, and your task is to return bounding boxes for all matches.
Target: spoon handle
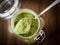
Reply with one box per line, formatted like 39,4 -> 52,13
38,0 -> 60,17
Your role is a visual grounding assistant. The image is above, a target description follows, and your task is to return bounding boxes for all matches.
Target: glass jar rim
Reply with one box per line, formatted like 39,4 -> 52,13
11,9 -> 40,39
0,0 -> 19,18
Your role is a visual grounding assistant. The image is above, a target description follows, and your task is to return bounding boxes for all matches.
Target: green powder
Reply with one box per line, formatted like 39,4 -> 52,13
14,12 -> 38,37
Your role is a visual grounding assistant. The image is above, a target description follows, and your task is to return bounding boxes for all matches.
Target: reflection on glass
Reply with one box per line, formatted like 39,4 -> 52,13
0,0 -> 14,13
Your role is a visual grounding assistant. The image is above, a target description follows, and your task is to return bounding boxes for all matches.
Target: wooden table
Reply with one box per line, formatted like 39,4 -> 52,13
0,0 -> 60,45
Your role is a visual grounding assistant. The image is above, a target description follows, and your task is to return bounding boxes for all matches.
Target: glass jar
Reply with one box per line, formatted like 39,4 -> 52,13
10,9 -> 46,43
0,0 -> 19,19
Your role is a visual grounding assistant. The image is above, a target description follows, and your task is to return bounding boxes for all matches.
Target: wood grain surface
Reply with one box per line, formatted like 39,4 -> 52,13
0,0 -> 60,45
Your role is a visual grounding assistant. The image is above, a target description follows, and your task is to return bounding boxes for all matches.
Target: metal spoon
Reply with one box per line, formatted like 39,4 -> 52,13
37,0 -> 60,18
